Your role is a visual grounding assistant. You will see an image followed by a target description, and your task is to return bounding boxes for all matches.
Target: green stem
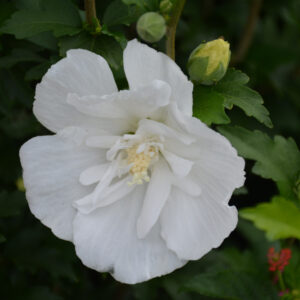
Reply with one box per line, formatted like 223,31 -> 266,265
277,270 -> 286,292
84,0 -> 101,29
166,0 -> 186,60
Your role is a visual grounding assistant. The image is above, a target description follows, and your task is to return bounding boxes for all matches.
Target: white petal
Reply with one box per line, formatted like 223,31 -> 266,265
79,163 -> 110,186
161,149 -> 194,177
137,159 -> 172,239
66,93 -> 132,134
74,176 -> 134,214
164,106 -> 245,202
136,119 -> 195,145
124,39 -> 193,116
34,49 -> 117,133
173,175 -> 202,197
161,188 -> 238,260
20,133 -> 104,241
66,93 -> 127,119
68,80 -> 171,121
73,186 -> 186,284
86,136 -> 121,148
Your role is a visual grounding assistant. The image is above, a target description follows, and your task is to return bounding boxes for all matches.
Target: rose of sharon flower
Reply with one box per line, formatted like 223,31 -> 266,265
20,39 -> 245,284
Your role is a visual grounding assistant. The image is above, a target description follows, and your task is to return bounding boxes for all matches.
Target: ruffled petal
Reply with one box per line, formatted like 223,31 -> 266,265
79,163 -> 110,186
137,159 -> 172,239
136,119 -> 195,145
34,49 -> 117,133
20,130 -> 104,241
161,149 -> 194,177
165,105 -> 245,203
160,188 -> 238,260
73,186 -> 186,284
74,175 -> 134,214
124,39 -> 193,116
66,80 -> 171,133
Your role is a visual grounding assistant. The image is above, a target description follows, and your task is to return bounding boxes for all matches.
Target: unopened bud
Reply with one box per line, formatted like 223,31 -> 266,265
188,38 -> 231,85
137,12 -> 166,43
160,0 -> 173,14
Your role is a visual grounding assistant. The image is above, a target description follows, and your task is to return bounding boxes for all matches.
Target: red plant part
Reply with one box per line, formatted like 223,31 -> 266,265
267,247 -> 292,272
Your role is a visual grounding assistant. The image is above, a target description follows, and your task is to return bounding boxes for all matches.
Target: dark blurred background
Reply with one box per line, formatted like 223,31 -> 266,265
0,0 -> 299,299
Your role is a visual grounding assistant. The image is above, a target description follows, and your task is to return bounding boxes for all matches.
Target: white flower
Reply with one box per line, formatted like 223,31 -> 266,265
20,39 -> 245,284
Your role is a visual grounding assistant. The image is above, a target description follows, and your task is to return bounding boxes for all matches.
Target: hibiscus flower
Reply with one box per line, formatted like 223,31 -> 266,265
20,39 -> 245,284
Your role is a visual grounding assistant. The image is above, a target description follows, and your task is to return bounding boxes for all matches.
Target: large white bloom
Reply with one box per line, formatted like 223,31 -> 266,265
20,39 -> 245,284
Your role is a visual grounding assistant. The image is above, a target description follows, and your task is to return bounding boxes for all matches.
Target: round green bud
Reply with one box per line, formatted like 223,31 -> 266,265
137,12 -> 166,43
188,38 -> 231,85
160,0 -> 173,14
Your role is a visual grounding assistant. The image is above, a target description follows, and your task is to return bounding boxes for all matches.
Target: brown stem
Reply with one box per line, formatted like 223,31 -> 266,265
84,0 -> 100,27
231,0 -> 262,66
166,0 -> 186,60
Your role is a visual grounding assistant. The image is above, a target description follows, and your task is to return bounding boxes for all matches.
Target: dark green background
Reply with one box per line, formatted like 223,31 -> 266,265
0,0 -> 299,299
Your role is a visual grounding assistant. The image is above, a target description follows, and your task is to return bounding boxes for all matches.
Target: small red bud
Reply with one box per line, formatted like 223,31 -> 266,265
267,247 -> 292,272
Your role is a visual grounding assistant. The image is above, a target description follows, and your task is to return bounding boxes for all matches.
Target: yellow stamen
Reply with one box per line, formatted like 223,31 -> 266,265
126,144 -> 157,186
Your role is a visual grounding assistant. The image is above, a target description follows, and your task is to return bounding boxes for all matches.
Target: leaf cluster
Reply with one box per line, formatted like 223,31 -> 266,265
0,0 -> 300,299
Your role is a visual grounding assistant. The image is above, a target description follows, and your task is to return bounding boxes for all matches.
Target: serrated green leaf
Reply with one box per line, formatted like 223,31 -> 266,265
181,249 -> 277,300
220,68 -> 249,85
193,85 -> 230,125
1,0 -> 81,38
59,32 -> 122,70
215,69 -> 272,128
104,0 -> 143,27
182,270 -> 255,300
218,126 -> 300,196
240,196 -> 300,240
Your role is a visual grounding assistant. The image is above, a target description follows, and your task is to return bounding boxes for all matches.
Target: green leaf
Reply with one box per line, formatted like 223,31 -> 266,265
218,126 -> 300,196
192,69 -> 272,127
193,85 -> 230,125
183,270 -> 261,300
284,246 -> 300,289
59,32 -> 123,70
215,69 -> 273,128
237,219 -> 279,263
0,2 -> 15,27
181,249 -> 277,300
240,196 -> 300,240
14,0 -> 43,10
27,31 -> 58,51
103,0 -> 143,27
219,68 -> 250,85
25,61 -> 52,81
122,0 -> 160,11
1,0 -> 81,38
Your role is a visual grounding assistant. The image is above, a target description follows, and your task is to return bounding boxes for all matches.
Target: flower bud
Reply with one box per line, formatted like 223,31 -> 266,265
160,0 -> 173,14
136,12 -> 166,43
188,38 -> 231,85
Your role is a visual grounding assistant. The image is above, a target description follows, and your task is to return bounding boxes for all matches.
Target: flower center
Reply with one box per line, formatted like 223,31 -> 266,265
126,143 -> 159,186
